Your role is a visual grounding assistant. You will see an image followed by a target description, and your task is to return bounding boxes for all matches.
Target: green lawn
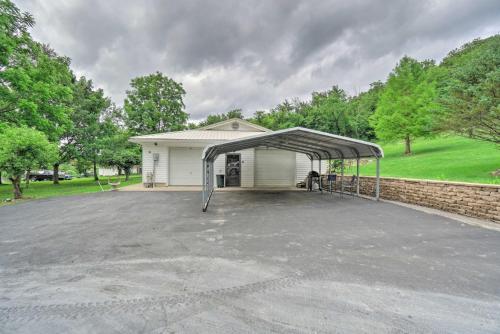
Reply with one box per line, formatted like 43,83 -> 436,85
0,175 -> 142,204
358,136 -> 499,184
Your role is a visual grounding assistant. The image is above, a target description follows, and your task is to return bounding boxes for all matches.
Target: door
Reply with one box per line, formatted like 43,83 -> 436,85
169,147 -> 203,185
225,154 -> 241,187
255,148 -> 295,187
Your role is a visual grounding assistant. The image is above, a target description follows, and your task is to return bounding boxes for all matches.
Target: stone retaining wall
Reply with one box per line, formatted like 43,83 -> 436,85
325,176 -> 499,223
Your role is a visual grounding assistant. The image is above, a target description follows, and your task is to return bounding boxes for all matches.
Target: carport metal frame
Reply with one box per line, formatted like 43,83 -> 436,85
201,127 -> 383,212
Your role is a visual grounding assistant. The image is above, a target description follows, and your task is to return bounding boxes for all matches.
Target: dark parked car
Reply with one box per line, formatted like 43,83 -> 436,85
28,170 -> 72,181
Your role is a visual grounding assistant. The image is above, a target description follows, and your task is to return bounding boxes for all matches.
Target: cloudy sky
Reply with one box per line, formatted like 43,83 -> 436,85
17,0 -> 500,121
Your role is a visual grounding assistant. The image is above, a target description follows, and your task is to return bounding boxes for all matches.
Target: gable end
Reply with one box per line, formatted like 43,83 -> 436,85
199,118 -> 271,132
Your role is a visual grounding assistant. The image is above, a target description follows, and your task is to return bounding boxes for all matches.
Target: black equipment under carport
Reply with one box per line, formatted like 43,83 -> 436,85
307,171 -> 321,192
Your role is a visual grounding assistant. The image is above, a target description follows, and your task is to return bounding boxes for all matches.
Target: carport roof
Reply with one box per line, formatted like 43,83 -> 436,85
202,127 -> 383,161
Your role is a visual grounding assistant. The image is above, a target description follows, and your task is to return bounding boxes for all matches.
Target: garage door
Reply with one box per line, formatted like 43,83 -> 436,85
169,148 -> 203,185
255,148 -> 295,187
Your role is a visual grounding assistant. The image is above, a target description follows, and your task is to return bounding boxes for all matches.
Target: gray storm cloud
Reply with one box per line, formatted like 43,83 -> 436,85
17,0 -> 500,120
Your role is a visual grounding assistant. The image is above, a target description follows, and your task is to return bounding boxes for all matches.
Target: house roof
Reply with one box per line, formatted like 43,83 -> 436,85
129,129 -> 263,142
203,127 -> 384,161
129,118 -> 269,143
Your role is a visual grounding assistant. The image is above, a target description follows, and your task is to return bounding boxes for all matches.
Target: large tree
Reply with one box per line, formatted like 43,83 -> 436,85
197,108 -> 244,127
56,76 -> 111,182
306,86 -> 352,136
0,127 -> 58,199
0,0 -> 33,67
1,1 -> 74,182
439,35 -> 499,143
250,87 -> 363,137
0,39 -> 73,141
251,100 -> 305,131
124,72 -> 187,134
99,130 -> 141,181
370,56 -> 440,154
347,81 -> 384,140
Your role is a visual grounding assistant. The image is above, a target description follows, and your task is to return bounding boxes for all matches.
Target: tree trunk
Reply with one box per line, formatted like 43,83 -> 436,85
0,171 -> 2,185
25,170 -> 30,188
117,167 -> 122,176
9,176 -> 22,199
93,159 -> 99,181
124,168 -> 130,181
53,163 -> 60,184
404,135 -> 411,155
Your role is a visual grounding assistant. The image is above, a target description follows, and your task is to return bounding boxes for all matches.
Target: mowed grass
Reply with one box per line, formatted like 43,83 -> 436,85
358,136 -> 499,184
0,174 -> 142,204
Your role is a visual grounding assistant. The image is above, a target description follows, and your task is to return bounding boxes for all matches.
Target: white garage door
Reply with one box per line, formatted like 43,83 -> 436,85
255,148 -> 295,187
169,148 -> 203,185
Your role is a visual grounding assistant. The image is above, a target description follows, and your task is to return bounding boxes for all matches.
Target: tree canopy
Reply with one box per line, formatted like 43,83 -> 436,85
99,130 -> 141,181
0,0 -> 33,66
0,126 -> 57,198
196,108 -> 244,127
439,35 -> 500,143
248,86 -> 378,141
369,57 -> 440,154
0,0 -> 139,191
124,72 -> 187,134
0,40 -> 74,141
347,81 -> 384,140
56,76 -> 112,182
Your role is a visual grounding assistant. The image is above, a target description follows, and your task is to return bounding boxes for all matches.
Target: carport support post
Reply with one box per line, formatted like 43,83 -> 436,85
375,157 -> 380,201
210,160 -> 214,192
318,158 -> 322,191
356,158 -> 360,196
201,158 -> 206,210
340,159 -> 344,197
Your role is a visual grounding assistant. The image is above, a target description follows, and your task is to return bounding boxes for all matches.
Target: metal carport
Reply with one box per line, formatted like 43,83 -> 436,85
201,127 -> 384,212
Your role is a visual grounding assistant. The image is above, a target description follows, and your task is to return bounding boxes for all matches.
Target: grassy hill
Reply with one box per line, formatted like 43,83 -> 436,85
358,136 -> 499,184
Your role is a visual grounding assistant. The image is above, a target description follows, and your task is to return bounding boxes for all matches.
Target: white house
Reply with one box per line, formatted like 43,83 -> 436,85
129,118 -> 327,188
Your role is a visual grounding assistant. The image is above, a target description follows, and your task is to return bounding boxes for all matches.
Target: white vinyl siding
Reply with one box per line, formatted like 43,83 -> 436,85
169,147 -> 203,185
255,148 -> 295,187
295,153 -> 328,183
213,154 -> 225,186
240,149 -> 255,187
141,144 -> 168,184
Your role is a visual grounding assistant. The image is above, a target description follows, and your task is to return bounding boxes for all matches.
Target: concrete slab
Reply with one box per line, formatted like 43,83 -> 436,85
217,186 -> 306,192
119,183 -> 202,191
119,184 -> 306,192
0,191 -> 499,333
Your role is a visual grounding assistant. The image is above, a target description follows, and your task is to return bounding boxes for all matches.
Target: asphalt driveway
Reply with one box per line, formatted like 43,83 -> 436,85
1,191 -> 499,333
